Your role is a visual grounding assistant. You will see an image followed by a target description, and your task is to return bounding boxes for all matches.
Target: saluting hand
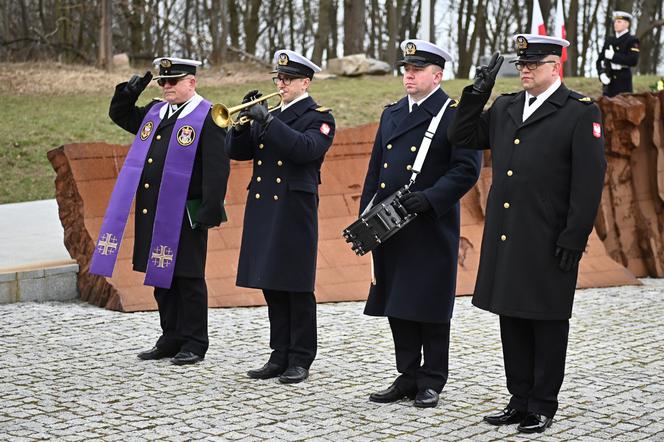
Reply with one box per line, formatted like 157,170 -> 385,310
472,52 -> 504,94
555,246 -> 582,272
126,71 -> 153,96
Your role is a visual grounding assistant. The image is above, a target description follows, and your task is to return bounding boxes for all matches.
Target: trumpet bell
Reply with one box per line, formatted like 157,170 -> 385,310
211,91 -> 283,129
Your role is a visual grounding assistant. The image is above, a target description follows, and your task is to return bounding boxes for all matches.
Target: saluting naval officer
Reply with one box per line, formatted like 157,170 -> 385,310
225,50 -> 335,384
97,57 -> 229,365
597,11 -> 640,97
359,40 -> 481,408
448,35 -> 606,433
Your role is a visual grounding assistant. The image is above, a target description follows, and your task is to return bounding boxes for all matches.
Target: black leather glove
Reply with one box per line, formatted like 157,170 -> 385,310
242,89 -> 263,103
472,52 -> 504,94
125,71 -> 153,96
555,246 -> 582,272
399,192 -> 432,214
245,102 -> 273,127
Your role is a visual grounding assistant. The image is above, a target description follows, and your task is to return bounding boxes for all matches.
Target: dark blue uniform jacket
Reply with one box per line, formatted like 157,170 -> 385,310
225,95 -> 336,292
359,88 -> 481,324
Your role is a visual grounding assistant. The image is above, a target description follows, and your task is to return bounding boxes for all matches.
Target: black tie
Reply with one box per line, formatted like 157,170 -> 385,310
412,103 -> 419,112
528,96 -> 537,106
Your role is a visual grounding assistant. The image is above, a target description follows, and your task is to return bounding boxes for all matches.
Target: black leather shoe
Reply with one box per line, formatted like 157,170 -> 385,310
369,382 -> 417,403
278,366 -> 309,384
170,351 -> 204,365
137,346 -> 178,360
483,407 -> 527,426
414,388 -> 439,408
247,362 -> 286,379
517,413 -> 553,433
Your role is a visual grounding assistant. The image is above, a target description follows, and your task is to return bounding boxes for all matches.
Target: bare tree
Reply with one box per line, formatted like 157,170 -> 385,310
343,0 -> 365,55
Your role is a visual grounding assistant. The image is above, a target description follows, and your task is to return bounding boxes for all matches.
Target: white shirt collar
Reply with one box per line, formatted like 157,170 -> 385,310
616,29 -> 628,38
408,87 -> 439,112
159,93 -> 203,120
281,92 -> 309,112
523,78 -> 561,122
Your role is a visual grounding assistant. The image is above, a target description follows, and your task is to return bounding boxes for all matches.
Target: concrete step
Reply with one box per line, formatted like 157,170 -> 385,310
0,260 -> 79,304
0,199 -> 78,303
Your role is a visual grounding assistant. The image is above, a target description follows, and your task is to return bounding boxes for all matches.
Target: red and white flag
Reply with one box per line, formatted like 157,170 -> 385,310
531,0 -> 546,35
554,0 -> 568,79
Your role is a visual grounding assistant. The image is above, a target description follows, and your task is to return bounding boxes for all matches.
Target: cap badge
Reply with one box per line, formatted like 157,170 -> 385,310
278,53 -> 289,66
160,59 -> 172,68
405,42 -> 417,55
516,36 -> 528,50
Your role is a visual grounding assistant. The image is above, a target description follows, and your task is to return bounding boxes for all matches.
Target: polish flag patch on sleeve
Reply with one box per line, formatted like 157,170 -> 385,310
320,123 -> 331,136
592,122 -> 601,138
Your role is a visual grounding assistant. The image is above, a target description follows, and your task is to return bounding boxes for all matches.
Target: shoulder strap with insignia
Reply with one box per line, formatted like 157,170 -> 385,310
449,99 -> 459,108
384,101 -> 398,108
501,92 -> 518,97
569,90 -> 593,104
152,97 -> 164,102
315,106 -> 331,113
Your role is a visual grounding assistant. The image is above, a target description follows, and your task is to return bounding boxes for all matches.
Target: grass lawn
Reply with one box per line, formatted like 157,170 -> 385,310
1,73 -> 660,204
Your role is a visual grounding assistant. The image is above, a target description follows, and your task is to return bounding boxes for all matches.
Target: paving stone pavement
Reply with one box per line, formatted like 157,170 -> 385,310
1,279 -> 663,441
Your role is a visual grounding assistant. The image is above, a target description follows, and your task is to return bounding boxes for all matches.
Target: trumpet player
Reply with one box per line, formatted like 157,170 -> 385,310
225,49 -> 336,384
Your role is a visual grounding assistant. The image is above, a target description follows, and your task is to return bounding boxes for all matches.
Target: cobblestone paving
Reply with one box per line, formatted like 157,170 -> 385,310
1,279 -> 663,441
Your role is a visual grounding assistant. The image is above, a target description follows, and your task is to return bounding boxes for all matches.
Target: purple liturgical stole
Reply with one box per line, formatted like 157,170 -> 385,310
90,98 -> 211,289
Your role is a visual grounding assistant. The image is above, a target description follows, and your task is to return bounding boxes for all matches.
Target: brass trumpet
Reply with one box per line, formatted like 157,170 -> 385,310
211,92 -> 283,128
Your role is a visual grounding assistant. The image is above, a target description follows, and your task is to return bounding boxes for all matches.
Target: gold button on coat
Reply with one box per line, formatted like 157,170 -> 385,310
255,193 -> 261,199
144,183 -> 149,189
380,183 -> 386,189
514,138 -> 520,144
507,170 -> 513,176
156,135 -> 162,140
142,209 -> 147,214
277,160 -> 283,166
256,177 -> 261,182
276,178 -> 282,183
504,202 -> 510,209
273,195 -> 279,200
259,143 -> 264,149
410,146 -> 417,152
501,234 -> 507,241
383,163 -> 388,168
406,165 -> 412,171
387,144 -> 393,150
257,160 -> 262,166
147,158 -> 153,164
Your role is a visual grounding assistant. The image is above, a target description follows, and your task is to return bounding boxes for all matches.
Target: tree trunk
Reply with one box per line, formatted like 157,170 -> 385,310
244,0 -> 261,54
312,0 -> 332,66
343,0 -> 365,55
566,0 -> 579,76
329,0 -> 339,59
385,0 -> 399,72
97,0 -> 113,71
635,0 -> 660,74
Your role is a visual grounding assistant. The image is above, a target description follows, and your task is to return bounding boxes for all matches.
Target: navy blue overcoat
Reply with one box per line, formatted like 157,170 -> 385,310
226,95 -> 335,292
359,88 -> 481,324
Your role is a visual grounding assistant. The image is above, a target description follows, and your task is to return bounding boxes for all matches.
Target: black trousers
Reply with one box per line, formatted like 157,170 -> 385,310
263,289 -> 317,369
388,317 -> 450,393
500,315 -> 569,418
153,276 -> 208,357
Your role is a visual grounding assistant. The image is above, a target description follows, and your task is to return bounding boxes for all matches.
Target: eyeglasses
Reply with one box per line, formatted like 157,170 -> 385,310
157,77 -> 185,87
514,60 -> 557,71
272,76 -> 298,85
